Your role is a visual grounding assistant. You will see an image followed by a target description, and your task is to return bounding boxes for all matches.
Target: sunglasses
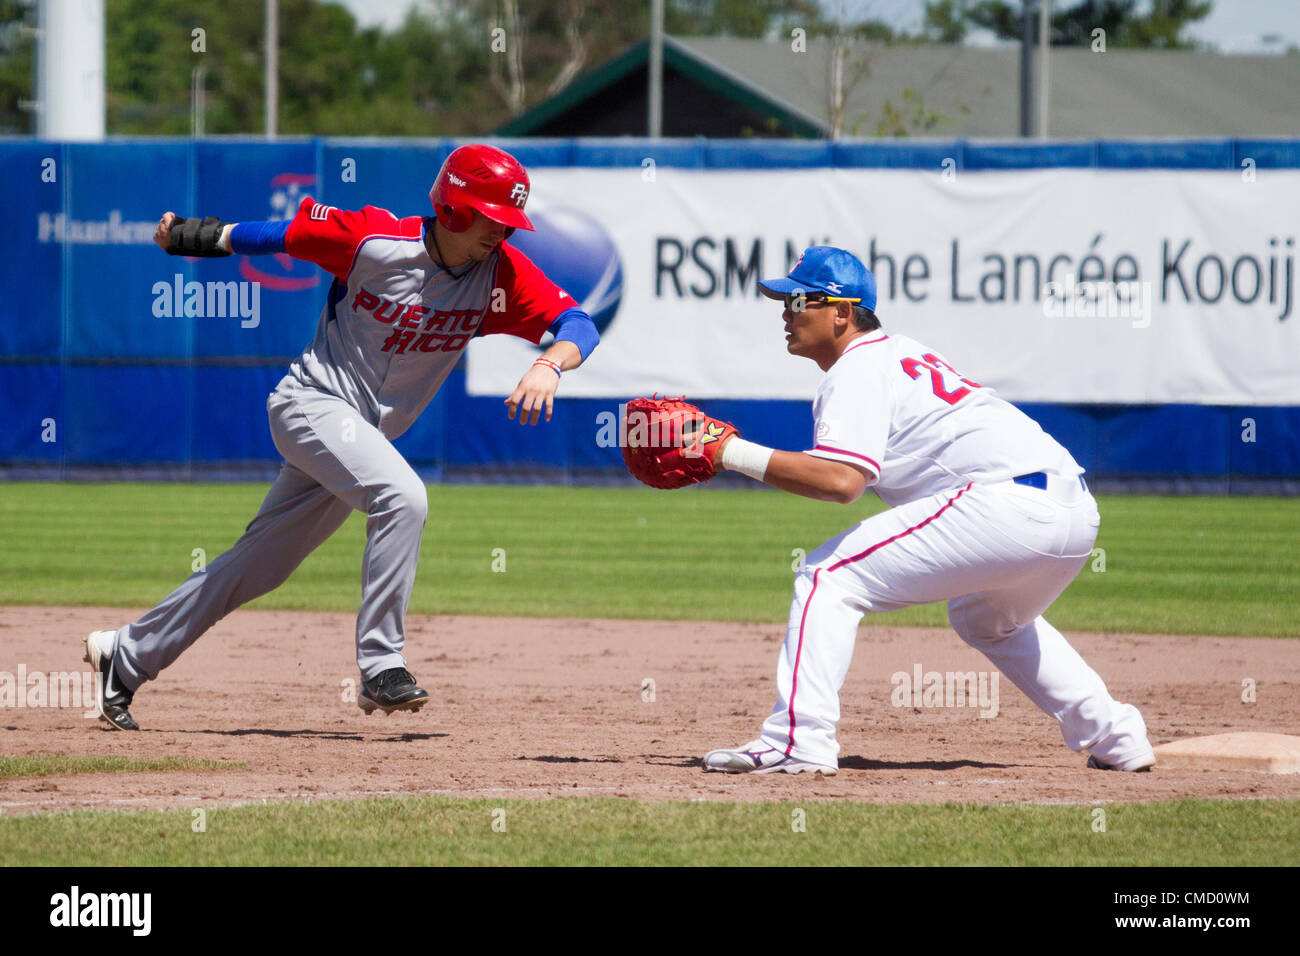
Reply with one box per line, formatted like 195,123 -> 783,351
782,292 -> 862,311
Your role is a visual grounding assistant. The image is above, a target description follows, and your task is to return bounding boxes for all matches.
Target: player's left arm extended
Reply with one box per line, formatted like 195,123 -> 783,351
617,397 -> 872,500
506,309 -> 599,426
156,212 -> 288,257
737,447 -> 873,504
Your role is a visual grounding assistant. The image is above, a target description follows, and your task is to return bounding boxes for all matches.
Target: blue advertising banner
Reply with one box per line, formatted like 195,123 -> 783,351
2,136 -> 1297,488
4,142 -> 63,359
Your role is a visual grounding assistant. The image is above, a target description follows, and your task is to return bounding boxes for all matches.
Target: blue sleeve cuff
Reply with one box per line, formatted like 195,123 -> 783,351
547,307 -> 600,361
230,220 -> 290,256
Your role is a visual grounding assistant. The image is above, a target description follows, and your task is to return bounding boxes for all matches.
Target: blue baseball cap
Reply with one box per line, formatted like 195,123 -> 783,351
758,246 -> 877,312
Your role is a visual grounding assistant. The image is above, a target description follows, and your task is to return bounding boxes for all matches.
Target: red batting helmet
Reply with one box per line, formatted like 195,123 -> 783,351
429,144 -> 535,234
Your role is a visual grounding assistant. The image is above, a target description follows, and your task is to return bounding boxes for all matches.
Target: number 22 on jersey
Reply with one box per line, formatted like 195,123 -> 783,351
900,353 -> 982,405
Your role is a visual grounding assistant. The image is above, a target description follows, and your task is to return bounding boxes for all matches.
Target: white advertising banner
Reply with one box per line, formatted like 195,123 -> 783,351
466,167 -> 1300,405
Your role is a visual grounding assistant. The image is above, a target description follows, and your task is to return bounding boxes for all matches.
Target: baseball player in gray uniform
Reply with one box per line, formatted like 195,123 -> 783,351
84,144 -> 600,730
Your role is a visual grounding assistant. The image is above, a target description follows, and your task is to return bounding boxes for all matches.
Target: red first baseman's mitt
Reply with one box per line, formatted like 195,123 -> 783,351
621,396 -> 738,490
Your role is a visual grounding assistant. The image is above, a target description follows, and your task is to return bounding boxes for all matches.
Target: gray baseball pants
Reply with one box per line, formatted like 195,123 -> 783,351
112,381 -> 427,690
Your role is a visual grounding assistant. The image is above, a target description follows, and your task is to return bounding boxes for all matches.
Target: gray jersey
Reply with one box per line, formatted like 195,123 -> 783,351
279,197 -> 571,438
104,186 -> 584,714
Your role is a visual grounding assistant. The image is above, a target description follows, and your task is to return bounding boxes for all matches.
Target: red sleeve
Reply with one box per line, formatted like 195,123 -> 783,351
479,243 -> 575,343
283,197 -> 410,280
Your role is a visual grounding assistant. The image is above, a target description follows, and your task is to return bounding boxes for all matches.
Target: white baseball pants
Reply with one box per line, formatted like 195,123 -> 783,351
758,477 -> 1152,768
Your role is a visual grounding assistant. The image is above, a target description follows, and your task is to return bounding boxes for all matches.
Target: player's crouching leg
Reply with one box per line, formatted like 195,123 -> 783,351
703,555 -> 862,775
947,597 -> 1154,771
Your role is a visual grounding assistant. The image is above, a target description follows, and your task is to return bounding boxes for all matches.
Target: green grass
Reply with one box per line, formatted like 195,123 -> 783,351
0,755 -> 244,778
1,795 -> 1295,866
0,483 -> 1296,636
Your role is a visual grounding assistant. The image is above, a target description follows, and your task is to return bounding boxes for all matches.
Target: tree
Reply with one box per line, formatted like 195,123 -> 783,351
808,1 -> 962,138
0,0 -> 35,134
464,0 -> 829,120
870,86 -> 964,137
670,0 -> 827,38
106,0 -> 405,135
924,0 -> 972,43
925,0 -> 1214,48
0,0 -> 497,136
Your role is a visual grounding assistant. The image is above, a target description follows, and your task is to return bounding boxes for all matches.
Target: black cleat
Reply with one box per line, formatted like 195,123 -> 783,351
84,630 -> 140,731
358,667 -> 429,715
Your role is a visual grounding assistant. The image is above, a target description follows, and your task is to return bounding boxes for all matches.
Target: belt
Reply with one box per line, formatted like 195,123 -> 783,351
1013,471 -> 1088,493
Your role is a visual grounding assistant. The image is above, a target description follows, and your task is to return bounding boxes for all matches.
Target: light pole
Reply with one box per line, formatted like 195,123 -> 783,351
648,0 -> 663,137
1038,0 -> 1051,138
191,64 -> 207,137
266,0 -> 279,138
1019,0 -> 1033,137
35,0 -> 105,140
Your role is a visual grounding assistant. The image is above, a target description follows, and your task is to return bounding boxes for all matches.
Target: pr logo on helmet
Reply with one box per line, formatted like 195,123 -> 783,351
509,183 -> 528,207
448,173 -> 467,188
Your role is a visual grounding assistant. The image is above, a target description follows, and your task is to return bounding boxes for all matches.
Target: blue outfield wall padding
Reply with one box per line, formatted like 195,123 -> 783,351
1027,403 -> 1232,477
1011,404 -> 1101,473
829,140 -> 962,169
63,142 -> 194,360
192,140 -> 327,360
0,362 -> 63,462
4,362 -> 1296,477
567,398 -> 627,470
448,394 -> 583,469
190,365 -> 290,462
389,364 -> 451,479
489,138 -> 581,168
1229,407 -> 1300,477
1,143 -> 63,359
570,139 -> 707,168
704,140 -> 835,167
1102,405 -> 1229,476
961,141 -> 1097,170
320,141 -> 455,217
1234,138 -> 1300,170
5,137 -> 1300,482
1095,139 -> 1236,169
63,364 -> 191,465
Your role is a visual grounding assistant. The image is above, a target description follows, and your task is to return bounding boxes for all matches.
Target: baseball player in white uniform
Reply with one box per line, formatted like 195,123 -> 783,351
84,144 -> 600,731
703,246 -> 1154,774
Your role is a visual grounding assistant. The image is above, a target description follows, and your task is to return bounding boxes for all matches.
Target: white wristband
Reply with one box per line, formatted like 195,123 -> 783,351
720,436 -> 774,482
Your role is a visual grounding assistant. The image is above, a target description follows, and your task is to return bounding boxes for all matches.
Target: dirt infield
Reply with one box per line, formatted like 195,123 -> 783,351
2,605 -> 1298,814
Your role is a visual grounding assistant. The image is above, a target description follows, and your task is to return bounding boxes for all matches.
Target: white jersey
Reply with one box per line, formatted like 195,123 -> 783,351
805,332 -> 1082,507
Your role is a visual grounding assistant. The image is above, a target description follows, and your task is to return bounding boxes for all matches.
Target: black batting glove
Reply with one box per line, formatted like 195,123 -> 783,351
166,216 -> 232,257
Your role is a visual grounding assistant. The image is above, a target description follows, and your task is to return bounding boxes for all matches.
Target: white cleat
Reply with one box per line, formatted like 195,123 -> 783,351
1086,751 -> 1156,772
703,739 -> 837,775
83,629 -> 139,731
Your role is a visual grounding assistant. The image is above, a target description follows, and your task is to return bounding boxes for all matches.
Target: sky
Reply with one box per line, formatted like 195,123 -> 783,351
336,0 -> 1300,54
